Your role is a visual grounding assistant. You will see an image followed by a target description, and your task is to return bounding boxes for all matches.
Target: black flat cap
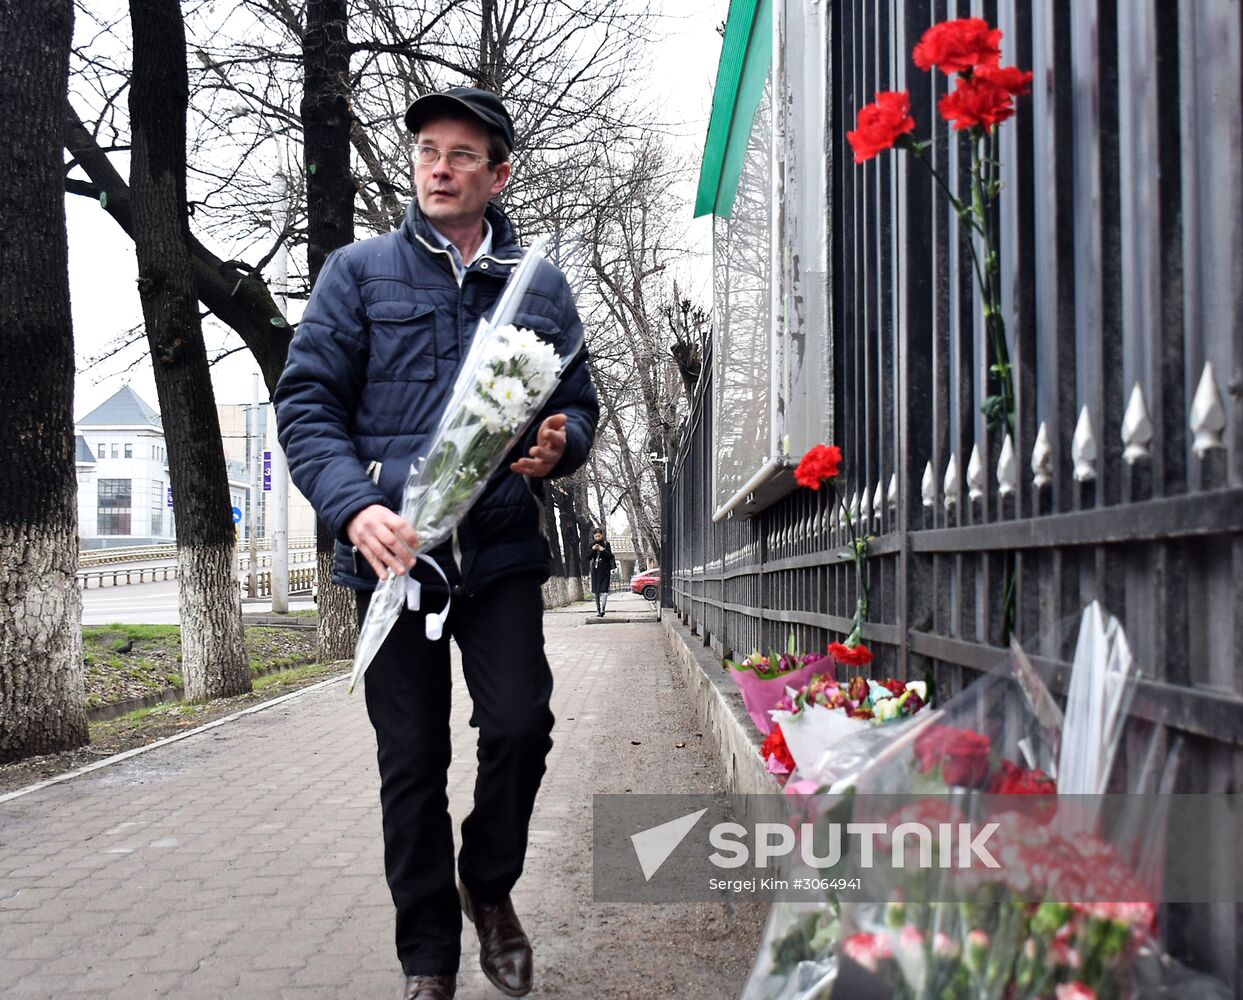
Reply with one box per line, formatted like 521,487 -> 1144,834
404,87 -> 515,154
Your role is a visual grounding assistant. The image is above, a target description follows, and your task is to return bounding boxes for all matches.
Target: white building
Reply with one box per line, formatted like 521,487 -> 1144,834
75,386 -> 252,548
216,402 -> 318,540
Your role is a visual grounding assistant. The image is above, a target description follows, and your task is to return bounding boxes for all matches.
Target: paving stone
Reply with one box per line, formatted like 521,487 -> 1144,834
0,594 -> 761,998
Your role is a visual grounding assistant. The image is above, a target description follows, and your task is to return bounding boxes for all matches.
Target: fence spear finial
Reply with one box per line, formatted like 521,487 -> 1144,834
997,433 -> 1017,497
1031,422 -> 1053,489
1121,382 -> 1153,465
967,444 -> 984,501
943,453 -> 958,510
1190,361 -> 1226,458
1073,405 -> 1098,482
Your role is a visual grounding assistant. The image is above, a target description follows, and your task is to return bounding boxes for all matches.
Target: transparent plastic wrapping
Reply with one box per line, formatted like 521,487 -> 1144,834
830,602 -> 1190,1000
349,237 -> 584,691
739,604 -> 1230,999
740,901 -> 840,1000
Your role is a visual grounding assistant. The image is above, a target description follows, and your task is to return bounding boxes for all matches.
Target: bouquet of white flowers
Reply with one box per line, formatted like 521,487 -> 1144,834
349,236 -> 580,691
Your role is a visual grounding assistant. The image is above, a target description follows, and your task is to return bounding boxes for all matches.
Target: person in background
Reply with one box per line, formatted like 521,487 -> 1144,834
589,528 -> 614,617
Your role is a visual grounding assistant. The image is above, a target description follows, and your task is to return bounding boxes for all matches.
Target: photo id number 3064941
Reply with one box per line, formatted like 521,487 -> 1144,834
792,877 -> 862,892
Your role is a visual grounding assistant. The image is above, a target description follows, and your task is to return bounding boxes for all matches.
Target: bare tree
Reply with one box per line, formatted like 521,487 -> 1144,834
301,0 -> 359,659
0,0 -> 90,761
576,138 -> 702,565
129,0 -> 250,700
65,104 -> 292,389
69,0 -> 674,611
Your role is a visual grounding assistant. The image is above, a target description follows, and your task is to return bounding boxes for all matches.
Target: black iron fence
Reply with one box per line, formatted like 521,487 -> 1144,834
669,0 -> 1242,981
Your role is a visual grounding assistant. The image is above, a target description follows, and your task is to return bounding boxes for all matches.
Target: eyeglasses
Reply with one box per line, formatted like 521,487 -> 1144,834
411,143 -> 492,171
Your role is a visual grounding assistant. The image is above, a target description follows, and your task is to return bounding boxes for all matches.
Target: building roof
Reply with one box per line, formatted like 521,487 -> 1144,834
75,435 -> 96,464
78,385 -> 163,430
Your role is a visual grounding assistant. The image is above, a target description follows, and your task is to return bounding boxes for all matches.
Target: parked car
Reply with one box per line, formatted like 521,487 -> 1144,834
630,568 -> 661,601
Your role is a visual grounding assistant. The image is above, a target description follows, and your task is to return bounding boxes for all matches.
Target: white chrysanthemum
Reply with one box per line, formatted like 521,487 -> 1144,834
481,336 -> 516,367
488,374 -> 527,408
464,392 -> 508,433
502,324 -> 542,354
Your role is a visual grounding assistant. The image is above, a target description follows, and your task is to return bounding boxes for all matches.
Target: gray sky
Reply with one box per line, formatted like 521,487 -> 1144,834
70,1 -> 725,421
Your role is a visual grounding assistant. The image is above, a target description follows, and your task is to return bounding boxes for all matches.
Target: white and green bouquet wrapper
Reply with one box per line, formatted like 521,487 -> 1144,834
349,236 -> 579,692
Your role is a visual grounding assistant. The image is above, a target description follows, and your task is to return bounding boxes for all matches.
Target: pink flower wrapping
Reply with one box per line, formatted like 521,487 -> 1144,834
728,661 -> 823,734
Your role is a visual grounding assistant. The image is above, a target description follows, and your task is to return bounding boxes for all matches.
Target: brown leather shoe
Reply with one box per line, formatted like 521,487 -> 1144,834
459,883 -> 533,997
401,974 -> 456,1000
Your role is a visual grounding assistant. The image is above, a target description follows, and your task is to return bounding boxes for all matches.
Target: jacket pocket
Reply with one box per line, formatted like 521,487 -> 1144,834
366,302 -> 437,381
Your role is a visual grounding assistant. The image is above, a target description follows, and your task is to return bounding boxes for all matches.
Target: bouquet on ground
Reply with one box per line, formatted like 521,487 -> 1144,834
350,236 -> 583,691
779,673 -> 929,724
727,634 -> 830,735
770,673 -> 930,788
832,602 -> 1172,1000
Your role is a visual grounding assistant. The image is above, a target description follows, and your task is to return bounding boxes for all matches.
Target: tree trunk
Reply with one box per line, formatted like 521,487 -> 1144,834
0,0 -> 89,762
129,0 -> 249,701
555,478 -> 585,602
302,0 -> 358,661
539,486 -> 569,607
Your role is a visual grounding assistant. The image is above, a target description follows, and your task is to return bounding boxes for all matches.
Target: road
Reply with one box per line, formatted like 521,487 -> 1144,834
82,580 -> 315,626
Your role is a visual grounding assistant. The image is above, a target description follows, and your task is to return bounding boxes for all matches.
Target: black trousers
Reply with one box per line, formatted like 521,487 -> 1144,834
591,570 -> 610,613
357,573 -> 555,976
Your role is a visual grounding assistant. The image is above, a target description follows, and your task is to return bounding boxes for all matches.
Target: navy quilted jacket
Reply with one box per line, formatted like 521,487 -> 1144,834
274,199 -> 599,594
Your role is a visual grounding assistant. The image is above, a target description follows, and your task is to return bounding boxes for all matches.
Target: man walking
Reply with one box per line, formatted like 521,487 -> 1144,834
275,88 -> 598,1000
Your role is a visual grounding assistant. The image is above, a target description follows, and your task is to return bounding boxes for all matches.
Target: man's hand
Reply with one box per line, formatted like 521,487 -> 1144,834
346,505 -> 419,581
510,413 -> 568,477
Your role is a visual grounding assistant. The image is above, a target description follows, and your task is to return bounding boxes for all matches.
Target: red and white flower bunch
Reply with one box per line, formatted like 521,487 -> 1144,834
777,672 -> 929,724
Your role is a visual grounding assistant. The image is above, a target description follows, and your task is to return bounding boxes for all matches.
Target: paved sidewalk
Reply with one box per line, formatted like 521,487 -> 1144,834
0,593 -> 762,999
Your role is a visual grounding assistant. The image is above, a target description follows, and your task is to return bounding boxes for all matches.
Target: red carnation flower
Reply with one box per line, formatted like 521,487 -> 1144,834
913,17 -> 1003,75
794,444 -> 844,489
913,725 -> 993,787
761,725 -> 795,772
989,759 -> 1057,795
846,91 -> 916,163
882,678 -> 907,697
976,64 -> 1033,96
939,75 -> 1018,131
829,641 -> 874,667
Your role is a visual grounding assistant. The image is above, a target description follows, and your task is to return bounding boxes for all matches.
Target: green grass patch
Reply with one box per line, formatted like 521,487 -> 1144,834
81,623 -> 317,711
253,661 -> 339,692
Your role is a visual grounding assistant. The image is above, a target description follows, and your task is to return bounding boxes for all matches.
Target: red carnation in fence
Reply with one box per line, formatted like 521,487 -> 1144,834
976,64 -> 1034,96
846,91 -> 916,163
828,641 -> 873,667
794,444 -> 843,488
939,75 -> 1020,131
913,16 -> 1002,75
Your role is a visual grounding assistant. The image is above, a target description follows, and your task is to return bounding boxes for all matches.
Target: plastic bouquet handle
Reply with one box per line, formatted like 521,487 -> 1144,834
348,236 -> 582,692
